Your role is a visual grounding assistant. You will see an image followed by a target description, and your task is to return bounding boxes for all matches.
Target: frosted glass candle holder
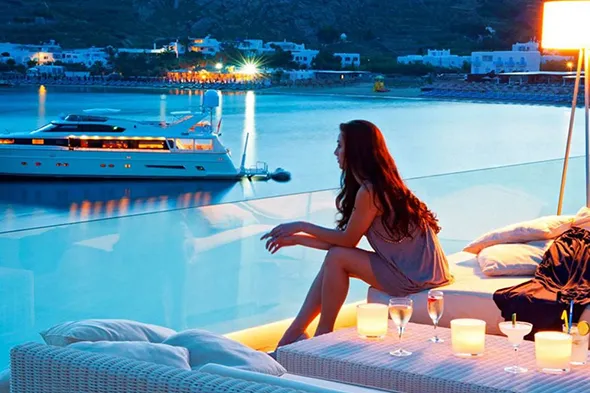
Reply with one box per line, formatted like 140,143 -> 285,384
451,319 -> 486,357
535,331 -> 572,374
356,303 -> 388,339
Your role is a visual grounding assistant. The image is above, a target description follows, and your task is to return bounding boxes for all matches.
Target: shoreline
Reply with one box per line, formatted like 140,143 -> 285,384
3,80 -> 578,107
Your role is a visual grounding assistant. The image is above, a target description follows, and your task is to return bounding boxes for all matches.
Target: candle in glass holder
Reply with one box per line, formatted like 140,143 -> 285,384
451,319 -> 486,357
356,303 -> 388,339
535,331 -> 572,374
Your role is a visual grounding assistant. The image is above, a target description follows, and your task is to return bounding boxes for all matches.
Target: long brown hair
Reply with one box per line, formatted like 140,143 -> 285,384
335,120 -> 441,241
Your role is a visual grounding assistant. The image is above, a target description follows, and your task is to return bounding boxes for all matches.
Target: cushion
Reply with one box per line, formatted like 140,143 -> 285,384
0,368 -> 9,393
463,215 -> 573,254
477,240 -> 553,277
574,206 -> 590,230
162,329 -> 286,376
69,341 -> 191,370
40,319 -> 176,346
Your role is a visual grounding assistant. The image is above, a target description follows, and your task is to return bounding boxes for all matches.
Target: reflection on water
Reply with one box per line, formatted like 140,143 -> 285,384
0,179 -> 240,233
37,85 -> 46,127
243,91 -> 256,165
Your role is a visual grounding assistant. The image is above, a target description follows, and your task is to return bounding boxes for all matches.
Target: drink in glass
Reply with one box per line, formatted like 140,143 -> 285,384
563,324 -> 589,365
388,297 -> 413,357
427,290 -> 444,343
498,321 -> 533,373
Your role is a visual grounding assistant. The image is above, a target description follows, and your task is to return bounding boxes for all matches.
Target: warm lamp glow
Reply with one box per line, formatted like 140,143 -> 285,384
535,331 -> 572,374
356,303 -> 388,339
542,1 -> 590,49
451,319 -> 486,357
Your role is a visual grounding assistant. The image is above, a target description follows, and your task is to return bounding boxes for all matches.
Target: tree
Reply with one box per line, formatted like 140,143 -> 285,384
264,48 -> 297,69
6,58 -> 16,68
317,26 -> 340,44
89,61 -> 107,75
1,52 -> 9,57
312,50 -> 341,70
27,59 -> 37,68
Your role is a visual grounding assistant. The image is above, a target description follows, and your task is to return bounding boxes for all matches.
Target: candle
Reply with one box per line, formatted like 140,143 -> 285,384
451,319 -> 486,357
535,331 -> 572,374
356,303 -> 388,339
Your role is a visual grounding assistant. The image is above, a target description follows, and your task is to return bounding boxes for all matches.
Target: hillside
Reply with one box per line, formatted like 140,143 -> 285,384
0,0 -> 544,55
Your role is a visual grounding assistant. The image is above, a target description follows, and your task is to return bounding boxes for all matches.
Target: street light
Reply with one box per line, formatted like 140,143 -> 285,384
567,61 -> 574,72
215,62 -> 223,70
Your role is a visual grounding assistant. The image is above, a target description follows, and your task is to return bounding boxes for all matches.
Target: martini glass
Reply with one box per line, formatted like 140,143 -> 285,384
499,321 -> 533,373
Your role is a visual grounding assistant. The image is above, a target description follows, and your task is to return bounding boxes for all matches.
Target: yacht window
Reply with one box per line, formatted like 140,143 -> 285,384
195,139 -> 213,151
33,124 -> 57,133
78,124 -> 125,132
167,139 -> 175,149
0,139 -> 14,144
102,140 -> 129,149
175,138 -> 194,150
138,141 -> 165,149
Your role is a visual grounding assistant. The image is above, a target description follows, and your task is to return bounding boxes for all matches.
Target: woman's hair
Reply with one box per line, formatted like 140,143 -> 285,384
335,120 -> 441,240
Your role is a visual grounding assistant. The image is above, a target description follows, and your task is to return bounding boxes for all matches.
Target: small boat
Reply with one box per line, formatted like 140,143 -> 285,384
0,90 -> 289,181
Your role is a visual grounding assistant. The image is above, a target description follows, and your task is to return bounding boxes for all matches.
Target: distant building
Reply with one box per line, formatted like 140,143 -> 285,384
26,65 -> 65,76
471,41 -> 541,74
54,47 -> 109,67
334,53 -> 360,68
292,49 -> 319,68
397,49 -> 469,68
235,39 -> 265,55
189,36 -> 221,56
263,40 -> 306,53
0,40 -> 61,64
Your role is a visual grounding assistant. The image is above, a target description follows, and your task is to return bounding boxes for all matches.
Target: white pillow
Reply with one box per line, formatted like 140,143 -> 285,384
40,319 -> 176,346
573,206 -> 590,230
162,329 -> 286,376
464,215 -> 573,254
478,240 -> 553,277
0,368 -> 9,393
69,341 -> 190,370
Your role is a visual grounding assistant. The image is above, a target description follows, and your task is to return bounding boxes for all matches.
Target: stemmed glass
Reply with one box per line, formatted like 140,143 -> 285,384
498,321 -> 533,373
427,290 -> 444,343
388,297 -> 413,357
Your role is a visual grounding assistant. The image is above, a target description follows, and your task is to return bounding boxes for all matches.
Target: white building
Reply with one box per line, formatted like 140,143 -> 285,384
54,47 -> 109,67
0,40 -> 62,64
263,40 -> 306,53
235,39 -> 265,55
292,49 -> 319,68
397,49 -> 469,68
471,41 -> 541,74
189,36 -> 221,56
334,53 -> 360,68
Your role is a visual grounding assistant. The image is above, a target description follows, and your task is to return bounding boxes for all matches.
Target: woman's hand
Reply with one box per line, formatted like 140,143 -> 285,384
264,235 -> 298,254
260,221 -> 304,241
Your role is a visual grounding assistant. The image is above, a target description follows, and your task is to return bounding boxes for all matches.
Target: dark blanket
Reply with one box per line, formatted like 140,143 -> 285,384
493,227 -> 590,339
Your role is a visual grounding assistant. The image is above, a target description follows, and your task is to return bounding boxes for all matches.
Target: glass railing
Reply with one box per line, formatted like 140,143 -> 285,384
0,155 -> 586,366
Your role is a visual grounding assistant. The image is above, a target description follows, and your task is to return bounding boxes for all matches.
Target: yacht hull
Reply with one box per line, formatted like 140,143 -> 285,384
0,147 -> 242,179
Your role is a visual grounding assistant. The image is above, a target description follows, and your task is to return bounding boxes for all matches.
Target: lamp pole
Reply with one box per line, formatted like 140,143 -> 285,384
557,49 -> 584,214
585,47 -> 590,207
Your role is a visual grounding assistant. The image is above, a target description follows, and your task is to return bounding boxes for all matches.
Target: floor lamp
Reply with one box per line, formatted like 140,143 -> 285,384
542,1 -> 590,214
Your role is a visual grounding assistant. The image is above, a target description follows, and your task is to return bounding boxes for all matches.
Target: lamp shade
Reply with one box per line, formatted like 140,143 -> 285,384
542,1 -> 590,49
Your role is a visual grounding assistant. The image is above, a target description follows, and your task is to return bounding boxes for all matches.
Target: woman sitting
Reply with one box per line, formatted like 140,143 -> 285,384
261,120 -> 453,347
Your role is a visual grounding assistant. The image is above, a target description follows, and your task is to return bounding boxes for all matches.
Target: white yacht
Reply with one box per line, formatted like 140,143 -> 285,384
0,91 -> 284,180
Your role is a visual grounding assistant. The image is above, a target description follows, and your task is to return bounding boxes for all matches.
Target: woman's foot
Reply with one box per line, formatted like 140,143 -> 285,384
277,329 -> 310,348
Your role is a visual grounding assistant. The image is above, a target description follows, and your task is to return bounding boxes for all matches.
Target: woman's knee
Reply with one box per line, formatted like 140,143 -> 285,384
323,246 -> 348,271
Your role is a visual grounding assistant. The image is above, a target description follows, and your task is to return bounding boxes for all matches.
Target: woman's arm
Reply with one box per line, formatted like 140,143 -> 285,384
299,186 -> 378,248
291,234 -> 333,250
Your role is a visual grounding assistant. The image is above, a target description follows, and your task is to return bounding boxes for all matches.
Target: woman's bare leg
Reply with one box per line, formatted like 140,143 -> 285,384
277,266 -> 325,347
315,247 -> 383,336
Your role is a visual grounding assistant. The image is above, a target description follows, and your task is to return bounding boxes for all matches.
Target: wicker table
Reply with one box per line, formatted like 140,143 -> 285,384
277,322 -> 590,393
